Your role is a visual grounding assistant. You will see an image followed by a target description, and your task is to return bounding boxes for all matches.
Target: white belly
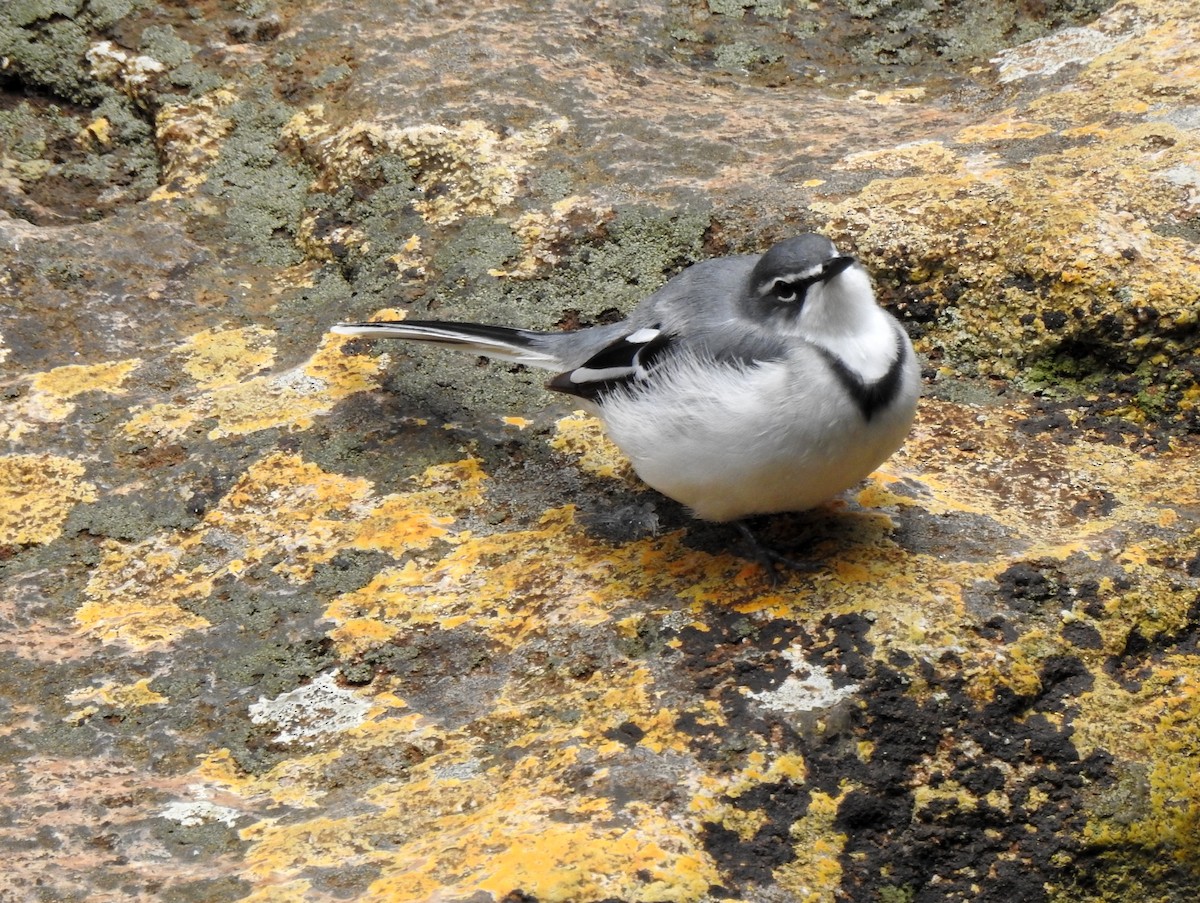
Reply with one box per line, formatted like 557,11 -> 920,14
596,351 -> 919,522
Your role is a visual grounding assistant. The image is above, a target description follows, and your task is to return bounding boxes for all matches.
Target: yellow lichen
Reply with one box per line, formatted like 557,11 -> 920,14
549,411 -> 636,482
214,667 -> 720,902
325,501 -> 761,657
81,116 -> 111,147
2,359 -> 140,441
384,234 -> 427,279
851,87 -> 926,104
835,140 -> 962,174
0,454 -> 97,546
66,677 -> 169,708
74,536 -> 215,647
489,195 -> 613,279
954,117 -> 1054,143
814,20 -> 1200,375
75,453 -> 485,649
149,88 -> 238,200
122,329 -> 386,443
774,790 -> 849,903
285,111 -> 570,226
175,324 -> 277,388
1080,666 -> 1200,870
65,678 -> 169,720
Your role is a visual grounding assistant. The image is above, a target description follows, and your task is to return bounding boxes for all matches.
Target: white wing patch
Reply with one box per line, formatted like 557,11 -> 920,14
548,326 -> 670,400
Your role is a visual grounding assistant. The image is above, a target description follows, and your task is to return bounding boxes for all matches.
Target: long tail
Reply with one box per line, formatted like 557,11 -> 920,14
330,320 -> 564,369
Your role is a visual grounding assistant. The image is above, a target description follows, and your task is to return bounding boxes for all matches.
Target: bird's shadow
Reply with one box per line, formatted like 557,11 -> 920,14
574,490 -> 897,577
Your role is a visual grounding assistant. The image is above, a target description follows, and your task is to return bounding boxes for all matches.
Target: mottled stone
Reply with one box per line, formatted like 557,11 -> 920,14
1,1 -> 1199,902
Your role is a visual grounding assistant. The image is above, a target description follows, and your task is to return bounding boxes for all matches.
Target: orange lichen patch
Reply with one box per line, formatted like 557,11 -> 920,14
122,329 -> 387,442
285,108 -> 570,225
342,305 -> 408,325
296,214 -> 368,263
733,543 -> 974,679
962,628 -> 1057,704
688,755 -> 846,900
75,537 -> 215,646
550,411 -> 636,481
850,86 -> 926,105
384,234 -> 427,279
495,661 -> 698,758
1089,551 -> 1200,658
201,453 -> 375,580
345,496 -> 454,558
222,667 -> 719,902
196,698 -> 446,812
953,117 -> 1054,144
893,400 -> 1182,551
65,677 -> 169,710
411,456 -> 489,514
342,458 -> 488,562
27,358 -> 140,403
240,766 -> 720,903
404,802 -> 716,903
75,453 -> 480,648
175,324 -> 276,387
690,751 -> 810,831
0,454 -> 97,546
326,505 -> 756,655
1,359 -> 141,441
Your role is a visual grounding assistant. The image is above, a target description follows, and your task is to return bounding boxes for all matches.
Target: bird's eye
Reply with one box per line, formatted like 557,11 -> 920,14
771,280 -> 799,303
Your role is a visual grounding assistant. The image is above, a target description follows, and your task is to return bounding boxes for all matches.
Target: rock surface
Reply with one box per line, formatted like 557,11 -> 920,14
1,1 -> 1198,901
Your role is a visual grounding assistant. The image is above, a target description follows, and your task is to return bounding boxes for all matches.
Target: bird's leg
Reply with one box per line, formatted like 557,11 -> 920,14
734,520 -> 822,585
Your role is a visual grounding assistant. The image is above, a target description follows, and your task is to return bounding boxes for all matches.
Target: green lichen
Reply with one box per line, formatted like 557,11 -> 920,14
708,0 -> 789,18
714,40 -> 783,71
138,24 -> 196,68
0,0 -> 148,103
0,14 -> 97,103
839,0 -> 1116,69
199,93 -> 312,267
0,95 -> 158,216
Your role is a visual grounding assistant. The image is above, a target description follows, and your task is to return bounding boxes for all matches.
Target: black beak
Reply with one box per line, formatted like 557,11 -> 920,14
820,255 -> 856,281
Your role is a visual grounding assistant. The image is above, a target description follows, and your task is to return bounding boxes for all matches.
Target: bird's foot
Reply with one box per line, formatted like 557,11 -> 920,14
734,521 -> 822,586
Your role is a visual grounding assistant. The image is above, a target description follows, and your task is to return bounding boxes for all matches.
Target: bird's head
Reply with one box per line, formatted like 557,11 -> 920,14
744,234 -> 878,339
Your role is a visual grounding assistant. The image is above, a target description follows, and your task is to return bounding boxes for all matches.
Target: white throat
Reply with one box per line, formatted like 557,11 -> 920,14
799,267 -> 898,381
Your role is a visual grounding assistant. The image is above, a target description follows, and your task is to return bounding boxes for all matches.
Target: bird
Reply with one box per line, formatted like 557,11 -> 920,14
331,233 -> 920,575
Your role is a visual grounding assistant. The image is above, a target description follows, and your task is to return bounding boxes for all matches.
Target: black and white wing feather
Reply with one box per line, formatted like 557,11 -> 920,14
547,326 -> 673,400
